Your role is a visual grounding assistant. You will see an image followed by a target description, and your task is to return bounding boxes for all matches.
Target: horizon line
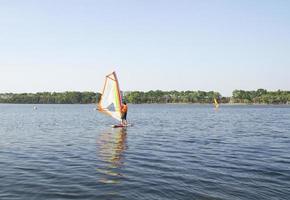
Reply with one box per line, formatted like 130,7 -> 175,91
1,88 -> 289,97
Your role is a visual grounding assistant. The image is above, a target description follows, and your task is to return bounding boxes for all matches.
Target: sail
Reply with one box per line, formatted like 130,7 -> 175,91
98,72 -> 123,121
214,98 -> 219,108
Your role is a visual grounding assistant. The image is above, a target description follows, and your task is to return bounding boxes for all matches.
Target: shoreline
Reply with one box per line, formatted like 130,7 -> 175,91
1,90 -> 289,105
0,103 -> 289,106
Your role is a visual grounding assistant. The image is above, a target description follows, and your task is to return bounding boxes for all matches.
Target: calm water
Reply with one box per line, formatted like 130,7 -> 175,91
0,104 -> 290,200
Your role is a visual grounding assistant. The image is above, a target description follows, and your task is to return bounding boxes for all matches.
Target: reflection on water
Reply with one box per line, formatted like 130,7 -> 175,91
96,128 -> 127,184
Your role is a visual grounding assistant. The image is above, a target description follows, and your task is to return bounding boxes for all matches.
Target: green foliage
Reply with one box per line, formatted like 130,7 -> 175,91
123,90 -> 222,104
0,89 -> 289,104
0,92 -> 99,104
231,89 -> 290,104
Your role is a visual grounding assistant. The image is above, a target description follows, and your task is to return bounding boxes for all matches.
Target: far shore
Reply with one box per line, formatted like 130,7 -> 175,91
1,89 -> 289,105
0,103 -> 289,106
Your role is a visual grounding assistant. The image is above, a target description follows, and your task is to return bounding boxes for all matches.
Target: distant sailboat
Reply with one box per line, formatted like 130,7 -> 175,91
214,98 -> 219,109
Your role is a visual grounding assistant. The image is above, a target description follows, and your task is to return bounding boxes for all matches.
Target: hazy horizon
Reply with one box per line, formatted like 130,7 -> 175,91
1,1 -> 290,96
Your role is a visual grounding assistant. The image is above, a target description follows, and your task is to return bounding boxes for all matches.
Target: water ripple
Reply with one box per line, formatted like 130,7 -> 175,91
0,104 -> 290,199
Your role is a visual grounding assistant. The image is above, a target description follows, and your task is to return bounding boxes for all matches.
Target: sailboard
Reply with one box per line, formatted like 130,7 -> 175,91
98,71 -> 130,128
111,124 -> 133,128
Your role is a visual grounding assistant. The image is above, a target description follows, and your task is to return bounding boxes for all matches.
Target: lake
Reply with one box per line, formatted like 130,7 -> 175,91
0,104 -> 290,200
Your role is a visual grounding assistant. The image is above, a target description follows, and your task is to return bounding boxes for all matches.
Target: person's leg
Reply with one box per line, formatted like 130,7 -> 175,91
124,113 -> 127,125
121,113 -> 125,125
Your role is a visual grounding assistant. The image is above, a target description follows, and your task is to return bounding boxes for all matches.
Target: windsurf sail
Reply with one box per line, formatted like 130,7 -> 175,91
98,72 -> 123,122
214,98 -> 219,109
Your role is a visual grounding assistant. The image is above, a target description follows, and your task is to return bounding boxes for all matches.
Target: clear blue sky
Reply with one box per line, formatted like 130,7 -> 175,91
0,0 -> 289,96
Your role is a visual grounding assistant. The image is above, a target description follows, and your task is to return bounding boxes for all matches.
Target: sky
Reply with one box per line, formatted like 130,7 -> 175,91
0,0 -> 289,96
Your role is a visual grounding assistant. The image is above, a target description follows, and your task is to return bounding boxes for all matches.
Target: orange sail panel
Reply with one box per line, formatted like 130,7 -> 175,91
98,72 -> 122,121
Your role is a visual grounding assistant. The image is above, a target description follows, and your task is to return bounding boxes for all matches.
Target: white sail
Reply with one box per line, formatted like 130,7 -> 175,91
214,98 -> 219,109
98,72 -> 122,121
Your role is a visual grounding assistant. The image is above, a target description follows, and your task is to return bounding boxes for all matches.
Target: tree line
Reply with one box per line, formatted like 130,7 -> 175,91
231,89 -> 290,104
123,89 -> 290,104
0,92 -> 99,104
0,89 -> 289,104
123,90 -> 225,104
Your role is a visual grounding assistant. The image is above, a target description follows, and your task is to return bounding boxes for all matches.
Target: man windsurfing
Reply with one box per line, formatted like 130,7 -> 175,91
121,102 -> 128,125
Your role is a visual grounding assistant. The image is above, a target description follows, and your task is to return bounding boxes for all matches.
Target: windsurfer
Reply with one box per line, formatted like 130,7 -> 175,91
121,102 -> 128,125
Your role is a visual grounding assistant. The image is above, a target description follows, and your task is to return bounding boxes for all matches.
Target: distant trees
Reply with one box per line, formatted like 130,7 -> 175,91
124,89 -> 290,104
0,89 -> 289,104
123,90 -> 222,104
0,92 -> 98,104
231,89 -> 290,104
